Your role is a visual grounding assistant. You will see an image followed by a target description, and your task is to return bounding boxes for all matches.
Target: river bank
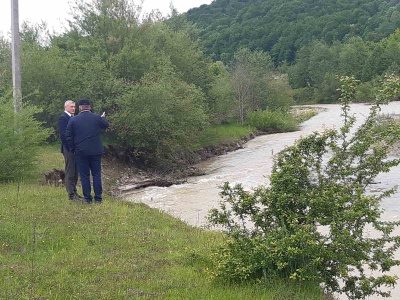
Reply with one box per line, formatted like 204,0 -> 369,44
102,131 -> 259,196
102,103 -> 400,200
102,106 -> 320,196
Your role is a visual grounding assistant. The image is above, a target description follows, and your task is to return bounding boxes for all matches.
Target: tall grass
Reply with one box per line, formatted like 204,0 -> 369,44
197,108 -> 317,150
0,146 -> 326,300
197,124 -> 255,148
247,110 -> 299,132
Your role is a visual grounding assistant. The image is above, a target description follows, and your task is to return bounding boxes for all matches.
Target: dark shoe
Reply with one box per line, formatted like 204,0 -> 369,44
74,193 -> 84,200
69,194 -> 83,201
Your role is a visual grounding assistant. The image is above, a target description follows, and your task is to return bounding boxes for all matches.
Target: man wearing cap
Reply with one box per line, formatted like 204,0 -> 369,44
58,100 -> 83,201
65,99 -> 109,204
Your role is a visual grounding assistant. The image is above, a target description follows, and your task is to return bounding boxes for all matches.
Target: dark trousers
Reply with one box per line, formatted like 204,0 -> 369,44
75,154 -> 103,202
63,148 -> 78,196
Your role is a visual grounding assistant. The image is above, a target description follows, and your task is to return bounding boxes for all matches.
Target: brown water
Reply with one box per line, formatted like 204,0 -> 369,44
125,103 -> 400,299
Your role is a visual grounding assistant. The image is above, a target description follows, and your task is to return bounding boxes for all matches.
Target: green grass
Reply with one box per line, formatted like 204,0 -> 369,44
0,146 -> 326,300
197,124 -> 255,148
247,110 -> 300,132
197,109 -> 317,150
31,142 -> 64,184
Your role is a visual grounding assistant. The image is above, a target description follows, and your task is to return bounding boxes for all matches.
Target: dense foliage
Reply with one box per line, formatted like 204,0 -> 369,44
0,0 -> 298,169
110,64 -> 209,168
1,0 -> 400,295
246,109 -> 298,132
208,76 -> 400,299
288,30 -> 400,103
184,0 -> 400,104
0,96 -> 51,181
229,48 -> 288,124
187,0 -> 400,63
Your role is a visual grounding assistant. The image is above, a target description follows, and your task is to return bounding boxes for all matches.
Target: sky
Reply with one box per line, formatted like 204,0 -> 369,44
0,0 -> 213,37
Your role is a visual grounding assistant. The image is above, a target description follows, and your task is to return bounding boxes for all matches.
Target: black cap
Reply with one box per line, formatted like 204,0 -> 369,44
78,99 -> 91,106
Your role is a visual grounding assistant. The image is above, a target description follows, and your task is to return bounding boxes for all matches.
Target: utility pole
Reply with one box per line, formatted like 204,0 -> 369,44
11,0 -> 22,112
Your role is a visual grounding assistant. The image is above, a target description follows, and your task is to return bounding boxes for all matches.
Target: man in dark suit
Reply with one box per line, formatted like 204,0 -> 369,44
58,100 -> 82,201
65,99 -> 109,204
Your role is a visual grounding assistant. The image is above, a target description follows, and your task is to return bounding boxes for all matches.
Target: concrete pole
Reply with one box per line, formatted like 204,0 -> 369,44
11,0 -> 22,112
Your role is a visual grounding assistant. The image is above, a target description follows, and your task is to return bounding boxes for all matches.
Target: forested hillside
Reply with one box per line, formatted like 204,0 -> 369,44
187,0 -> 400,63
185,0 -> 400,103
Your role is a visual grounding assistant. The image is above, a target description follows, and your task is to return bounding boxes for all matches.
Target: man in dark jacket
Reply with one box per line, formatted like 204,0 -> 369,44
58,100 -> 82,201
65,99 -> 109,204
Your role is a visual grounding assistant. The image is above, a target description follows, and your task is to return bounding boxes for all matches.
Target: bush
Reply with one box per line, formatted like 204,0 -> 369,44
208,76 -> 400,299
293,87 -> 315,104
264,74 -> 295,110
0,96 -> 51,181
354,79 -> 380,103
312,72 -> 341,103
246,109 -> 299,132
110,64 -> 209,170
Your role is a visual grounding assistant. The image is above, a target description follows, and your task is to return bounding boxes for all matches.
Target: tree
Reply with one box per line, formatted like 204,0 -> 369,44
307,41 -> 338,87
0,37 -> 12,98
187,0 -> 400,64
377,72 -> 400,101
263,73 -> 295,110
208,75 -> 400,299
287,44 -> 313,89
338,37 -> 370,80
229,48 -> 273,124
68,0 -> 140,58
110,61 -> 209,170
230,64 -> 252,125
20,41 -> 76,130
207,61 -> 236,124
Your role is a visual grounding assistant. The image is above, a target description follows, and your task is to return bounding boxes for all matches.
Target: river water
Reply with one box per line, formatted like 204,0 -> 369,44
125,102 -> 400,300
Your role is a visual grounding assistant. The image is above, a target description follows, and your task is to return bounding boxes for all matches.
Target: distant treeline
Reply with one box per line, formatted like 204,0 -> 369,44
287,32 -> 400,103
187,0 -> 400,63
186,0 -> 400,103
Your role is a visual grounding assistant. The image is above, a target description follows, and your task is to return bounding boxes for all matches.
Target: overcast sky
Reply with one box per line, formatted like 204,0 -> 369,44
0,0 -> 213,37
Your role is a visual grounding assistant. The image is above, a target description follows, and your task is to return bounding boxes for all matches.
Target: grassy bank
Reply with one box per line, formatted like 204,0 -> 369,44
197,124 -> 255,148
198,108 -> 317,149
0,182 -> 325,300
1,114 -> 325,299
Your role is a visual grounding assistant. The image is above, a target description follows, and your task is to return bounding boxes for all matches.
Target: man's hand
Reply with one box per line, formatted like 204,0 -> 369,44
101,111 -> 106,117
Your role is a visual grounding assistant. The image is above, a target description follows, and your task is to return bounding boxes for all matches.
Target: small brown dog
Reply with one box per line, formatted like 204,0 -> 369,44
44,169 -> 65,186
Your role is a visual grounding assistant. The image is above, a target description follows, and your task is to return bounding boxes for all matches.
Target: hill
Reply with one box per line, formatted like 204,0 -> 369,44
186,0 -> 400,63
